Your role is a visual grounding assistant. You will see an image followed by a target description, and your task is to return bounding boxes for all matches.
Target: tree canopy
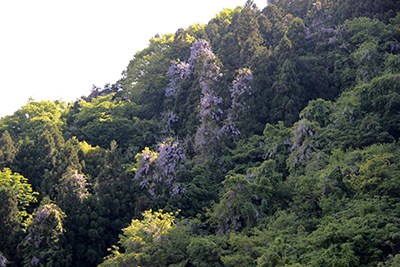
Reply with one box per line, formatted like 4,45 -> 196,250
1,1 -> 400,266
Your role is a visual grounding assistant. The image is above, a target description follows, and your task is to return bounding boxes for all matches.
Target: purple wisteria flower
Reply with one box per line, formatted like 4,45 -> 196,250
0,254 -> 8,267
134,139 -> 186,199
70,172 -> 89,199
288,119 -> 320,167
188,39 -> 217,68
24,203 -> 66,266
306,3 -> 344,45
229,68 -> 253,119
157,139 -> 186,178
31,256 -> 39,266
160,111 -> 179,134
165,61 -> 190,97
219,122 -> 241,136
134,148 -> 158,184
188,40 -> 224,122
57,171 -> 89,200
186,39 -> 229,158
220,68 -> 253,137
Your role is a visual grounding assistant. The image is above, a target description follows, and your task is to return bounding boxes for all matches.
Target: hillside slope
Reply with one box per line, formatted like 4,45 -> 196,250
1,0 -> 400,266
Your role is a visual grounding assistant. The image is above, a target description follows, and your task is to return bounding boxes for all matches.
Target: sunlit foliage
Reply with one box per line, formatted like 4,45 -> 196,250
1,1 -> 400,266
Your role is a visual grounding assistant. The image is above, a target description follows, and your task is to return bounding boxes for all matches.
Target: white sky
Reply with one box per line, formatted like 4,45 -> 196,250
0,0 -> 266,118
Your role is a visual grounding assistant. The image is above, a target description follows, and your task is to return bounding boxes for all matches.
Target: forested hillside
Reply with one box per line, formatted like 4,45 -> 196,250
1,0 -> 400,266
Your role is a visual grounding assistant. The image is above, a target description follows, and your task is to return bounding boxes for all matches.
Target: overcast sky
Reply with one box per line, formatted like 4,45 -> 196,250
0,0 -> 266,118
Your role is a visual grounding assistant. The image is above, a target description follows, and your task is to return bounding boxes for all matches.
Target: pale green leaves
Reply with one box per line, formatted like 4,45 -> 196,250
0,168 -> 38,222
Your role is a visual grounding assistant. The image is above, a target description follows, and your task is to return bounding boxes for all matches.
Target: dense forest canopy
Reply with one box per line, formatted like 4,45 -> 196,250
1,0 -> 400,266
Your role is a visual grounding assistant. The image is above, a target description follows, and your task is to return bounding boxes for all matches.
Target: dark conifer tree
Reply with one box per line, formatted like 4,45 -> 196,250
0,130 -> 16,169
0,190 -> 21,265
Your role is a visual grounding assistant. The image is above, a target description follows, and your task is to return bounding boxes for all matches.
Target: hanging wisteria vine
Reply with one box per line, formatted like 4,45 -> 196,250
220,68 -> 254,137
229,68 -> 253,118
58,170 -> 89,200
186,40 -> 225,159
162,40 -> 254,161
165,61 -> 190,97
134,138 -> 186,199
189,40 -> 224,122
160,111 -> 179,135
23,203 -> 66,266
305,2 -> 345,45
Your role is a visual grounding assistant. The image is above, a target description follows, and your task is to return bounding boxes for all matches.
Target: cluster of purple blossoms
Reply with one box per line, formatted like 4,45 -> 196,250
157,139 -> 186,179
188,40 -> 224,122
134,139 -> 186,198
305,3 -> 345,45
186,40 -> 228,157
0,254 -> 8,267
164,40 -> 223,136
332,106 -> 356,124
288,119 -> 320,166
25,203 -> 65,266
219,122 -> 241,137
188,39 -> 217,68
195,124 -> 222,150
229,68 -> 253,120
165,61 -> 190,97
200,93 -> 223,121
134,148 -> 158,186
390,43 -> 400,52
26,235 -> 41,249
31,256 -> 39,266
164,41 -> 254,158
220,68 -> 254,137
160,111 -> 179,134
360,69 -> 369,77
360,49 -> 371,61
57,171 -> 89,200
29,204 -> 64,234
70,172 -> 89,199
